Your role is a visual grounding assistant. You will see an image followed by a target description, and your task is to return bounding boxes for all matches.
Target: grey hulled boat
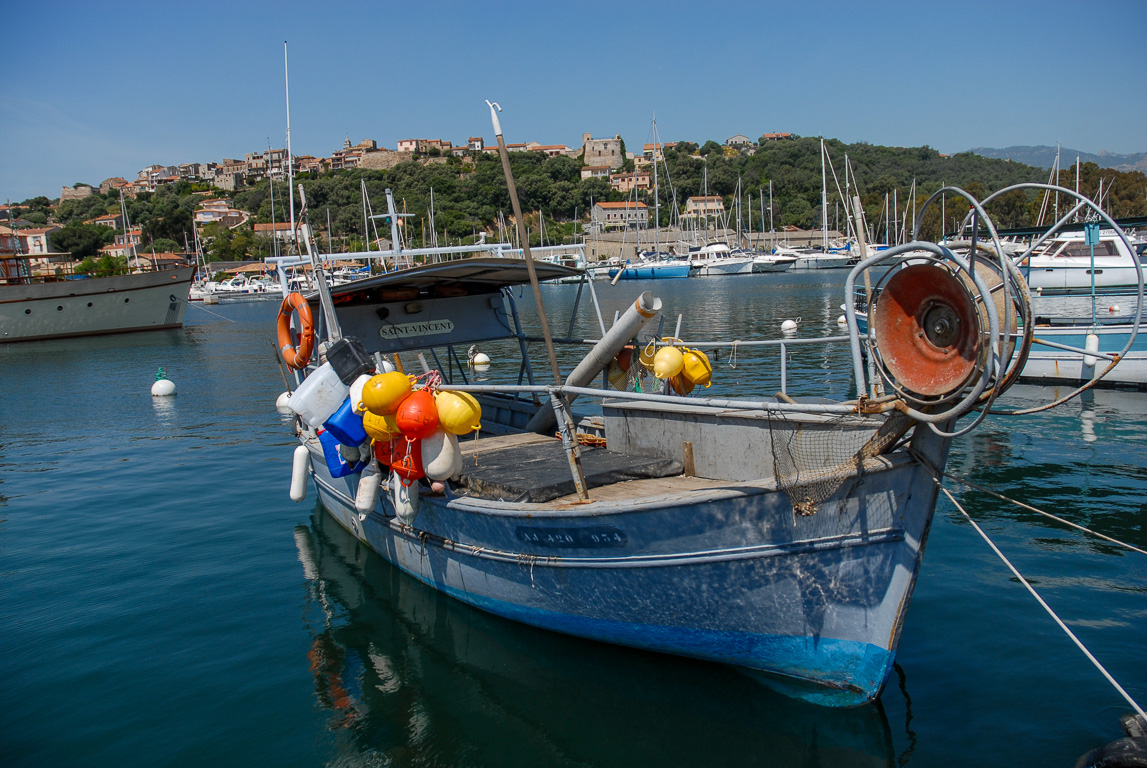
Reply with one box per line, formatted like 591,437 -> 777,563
0,247 -> 192,342
273,171 -> 1055,708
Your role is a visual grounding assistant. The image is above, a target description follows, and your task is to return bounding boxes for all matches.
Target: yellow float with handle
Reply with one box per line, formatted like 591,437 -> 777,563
361,371 -> 413,416
681,348 -> 713,388
434,390 -> 482,435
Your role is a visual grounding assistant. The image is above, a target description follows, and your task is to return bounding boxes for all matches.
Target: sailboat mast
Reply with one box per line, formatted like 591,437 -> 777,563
284,41 -> 295,241
652,120 -> 660,256
820,138 -> 827,250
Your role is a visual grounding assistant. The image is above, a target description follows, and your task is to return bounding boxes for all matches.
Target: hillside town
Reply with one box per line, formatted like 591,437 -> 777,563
1,130 -> 800,275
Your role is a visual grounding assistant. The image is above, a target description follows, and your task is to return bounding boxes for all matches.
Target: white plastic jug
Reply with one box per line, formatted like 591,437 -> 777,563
287,362 -> 350,429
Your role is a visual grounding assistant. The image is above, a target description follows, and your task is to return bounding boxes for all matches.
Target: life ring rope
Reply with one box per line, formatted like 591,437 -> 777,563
277,292 -> 315,370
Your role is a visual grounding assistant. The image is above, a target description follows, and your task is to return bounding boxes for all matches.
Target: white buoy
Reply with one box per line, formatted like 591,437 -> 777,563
276,391 -> 291,409
151,366 -> 176,396
423,430 -> 463,481
355,459 -> 383,516
836,315 -> 847,326
392,471 -> 420,524
473,352 -> 491,366
781,319 -> 799,332
290,445 -> 310,502
1084,333 -> 1100,367
1035,286 -> 1043,295
1110,304 -> 1120,313
152,379 -> 177,396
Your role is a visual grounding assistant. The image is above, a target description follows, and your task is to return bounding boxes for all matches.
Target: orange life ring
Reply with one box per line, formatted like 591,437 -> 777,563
277,292 -> 315,370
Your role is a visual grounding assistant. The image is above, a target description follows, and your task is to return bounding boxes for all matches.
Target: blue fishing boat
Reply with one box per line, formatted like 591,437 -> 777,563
273,178 -> 1064,707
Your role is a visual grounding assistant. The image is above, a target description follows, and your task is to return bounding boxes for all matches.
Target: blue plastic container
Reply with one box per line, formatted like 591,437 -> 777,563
322,397 -> 368,447
318,429 -> 366,477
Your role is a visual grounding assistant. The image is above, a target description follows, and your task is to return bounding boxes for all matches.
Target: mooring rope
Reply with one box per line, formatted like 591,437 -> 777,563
940,470 -> 1147,557
187,302 -> 238,323
934,479 -> 1146,719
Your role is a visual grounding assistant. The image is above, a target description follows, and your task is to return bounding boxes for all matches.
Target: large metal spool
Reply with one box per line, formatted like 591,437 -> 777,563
872,264 -> 987,403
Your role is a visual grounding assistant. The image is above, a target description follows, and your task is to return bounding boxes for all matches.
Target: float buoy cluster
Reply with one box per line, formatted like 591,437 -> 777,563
612,339 -> 714,396
282,334 -> 481,523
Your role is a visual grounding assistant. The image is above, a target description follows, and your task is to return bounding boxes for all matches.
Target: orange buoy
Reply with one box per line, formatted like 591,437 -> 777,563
391,438 -> 425,484
374,436 -> 404,467
872,264 -> 982,398
395,389 -> 439,439
670,372 -> 695,395
616,345 -> 635,372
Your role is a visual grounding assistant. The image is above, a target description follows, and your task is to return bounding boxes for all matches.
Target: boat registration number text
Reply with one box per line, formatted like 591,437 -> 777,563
515,526 -> 627,549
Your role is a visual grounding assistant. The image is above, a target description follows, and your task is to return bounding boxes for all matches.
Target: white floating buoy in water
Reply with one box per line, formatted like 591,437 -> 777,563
151,367 -> 177,396
473,352 -> 491,366
837,315 -> 847,326
1035,286 -> 1043,295
276,391 -> 291,409
290,445 -> 310,502
781,318 -> 799,332
1110,304 -> 1120,313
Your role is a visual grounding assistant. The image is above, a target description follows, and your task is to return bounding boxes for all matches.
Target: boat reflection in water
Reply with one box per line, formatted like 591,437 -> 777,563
294,510 -> 909,767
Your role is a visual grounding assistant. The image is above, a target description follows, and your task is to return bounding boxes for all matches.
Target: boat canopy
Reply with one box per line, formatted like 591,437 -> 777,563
313,257 -> 579,304
303,257 -> 580,356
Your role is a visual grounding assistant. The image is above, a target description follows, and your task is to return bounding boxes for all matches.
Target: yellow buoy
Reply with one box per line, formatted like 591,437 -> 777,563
434,390 -> 482,435
363,411 -> 400,440
681,348 -> 713,388
653,346 -> 685,379
361,371 -> 412,415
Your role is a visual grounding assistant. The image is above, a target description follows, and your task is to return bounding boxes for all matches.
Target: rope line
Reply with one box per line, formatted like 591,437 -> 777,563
941,471 -> 1147,557
935,480 -> 1146,719
187,302 -> 238,323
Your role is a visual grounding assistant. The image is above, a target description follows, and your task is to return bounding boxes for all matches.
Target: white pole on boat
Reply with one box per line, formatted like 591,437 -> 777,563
524,291 -> 661,434
298,186 -> 342,343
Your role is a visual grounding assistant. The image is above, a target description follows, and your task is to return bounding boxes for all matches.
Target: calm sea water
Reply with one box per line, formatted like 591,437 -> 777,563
2,272 -> 1144,767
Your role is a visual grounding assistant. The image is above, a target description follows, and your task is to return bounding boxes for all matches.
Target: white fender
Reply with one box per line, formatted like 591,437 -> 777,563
423,430 -> 463,481
392,471 -> 420,525
290,445 -> 310,502
1084,333 -> 1100,368
355,458 -> 382,517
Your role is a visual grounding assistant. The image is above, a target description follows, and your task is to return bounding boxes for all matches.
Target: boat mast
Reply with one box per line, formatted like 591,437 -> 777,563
820,138 -> 827,250
284,42 -> 295,245
652,119 -> 659,256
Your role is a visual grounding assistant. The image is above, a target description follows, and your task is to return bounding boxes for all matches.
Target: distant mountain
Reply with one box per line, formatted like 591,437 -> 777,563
967,145 -> 1147,173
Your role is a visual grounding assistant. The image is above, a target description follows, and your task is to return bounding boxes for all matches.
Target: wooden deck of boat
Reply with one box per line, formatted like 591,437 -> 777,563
456,430 -> 732,505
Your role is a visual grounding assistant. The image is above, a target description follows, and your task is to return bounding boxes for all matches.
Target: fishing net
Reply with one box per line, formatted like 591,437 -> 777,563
766,408 -> 888,517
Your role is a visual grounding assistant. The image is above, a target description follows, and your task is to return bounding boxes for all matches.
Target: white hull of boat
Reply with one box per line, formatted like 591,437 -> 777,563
0,267 -> 194,342
691,257 -> 756,276
793,254 -> 853,270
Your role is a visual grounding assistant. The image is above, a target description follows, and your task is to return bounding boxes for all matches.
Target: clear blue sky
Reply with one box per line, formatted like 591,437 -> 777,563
3,0 -> 1144,203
